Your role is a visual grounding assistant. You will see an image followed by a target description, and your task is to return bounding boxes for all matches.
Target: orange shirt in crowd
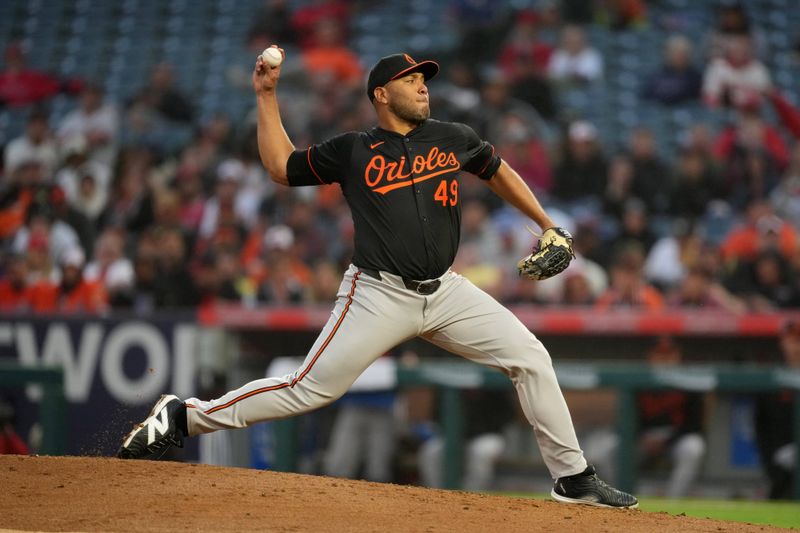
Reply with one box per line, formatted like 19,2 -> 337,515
302,47 -> 363,85
29,280 -> 108,314
720,224 -> 798,262
0,280 -> 32,311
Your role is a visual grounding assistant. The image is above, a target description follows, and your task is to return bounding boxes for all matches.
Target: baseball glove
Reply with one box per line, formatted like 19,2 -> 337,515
517,227 -> 575,281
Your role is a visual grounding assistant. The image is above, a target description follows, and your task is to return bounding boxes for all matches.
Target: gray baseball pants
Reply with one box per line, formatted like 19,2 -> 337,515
185,264 -> 587,479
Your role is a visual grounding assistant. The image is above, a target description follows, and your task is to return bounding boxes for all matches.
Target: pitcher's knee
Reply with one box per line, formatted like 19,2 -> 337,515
294,383 -> 346,411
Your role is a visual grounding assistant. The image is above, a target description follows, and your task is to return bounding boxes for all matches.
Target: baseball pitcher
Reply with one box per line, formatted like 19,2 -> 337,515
118,47 -> 637,509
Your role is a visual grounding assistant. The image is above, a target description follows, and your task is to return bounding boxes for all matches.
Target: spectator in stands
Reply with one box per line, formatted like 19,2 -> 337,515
668,266 -> 746,312
552,120 -> 608,208
598,0 -> 647,31
603,154 -> 635,222
627,126 -> 672,217
429,61 -> 480,124
755,319 -> 800,500
770,141 -> 800,228
495,115 -> 553,195
104,148 -> 156,234
173,163 -> 207,234
705,2 -> 767,60
703,35 -> 771,110
12,195 -> 82,271
449,0 -> 514,65
606,198 -> 658,263
585,337 -> 706,498
128,238 -> 159,313
472,69 -> 550,148
308,259 -> 342,304
257,224 -> 311,304
41,247 -> 108,314
0,159 -> 51,243
727,249 -> 800,311
460,200 -> 501,265
644,219 -> 701,291
57,83 -> 120,168
291,0 -> 351,50
495,12 -> 558,121
214,248 -> 256,306
0,253 -> 32,312
509,56 -> 557,122
197,160 -> 249,245
595,244 -> 664,310
0,42 -> 81,109
498,11 -> 554,83
720,201 -> 797,264
84,228 -> 133,293
67,165 -> 108,244
715,108 -> 787,209
248,0 -> 297,46
418,389 -> 514,491
547,25 -> 604,85
537,254 -> 608,306
642,35 -> 702,106
21,229 -> 57,286
153,227 -> 198,308
3,109 -> 59,177
55,134 -> 111,209
669,146 -> 722,222
301,19 -> 363,89
134,63 -> 195,125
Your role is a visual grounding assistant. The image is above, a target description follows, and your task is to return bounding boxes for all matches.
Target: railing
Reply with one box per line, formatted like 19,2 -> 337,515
199,305 -> 800,336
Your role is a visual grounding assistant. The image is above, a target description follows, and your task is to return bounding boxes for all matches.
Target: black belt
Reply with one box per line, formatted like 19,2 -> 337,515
358,267 -> 442,296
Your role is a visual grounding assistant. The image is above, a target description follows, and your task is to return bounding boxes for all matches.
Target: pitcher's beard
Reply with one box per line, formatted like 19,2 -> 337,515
389,100 -> 430,124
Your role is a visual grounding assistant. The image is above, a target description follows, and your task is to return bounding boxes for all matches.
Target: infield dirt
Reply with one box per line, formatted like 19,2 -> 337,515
0,455 -> 792,532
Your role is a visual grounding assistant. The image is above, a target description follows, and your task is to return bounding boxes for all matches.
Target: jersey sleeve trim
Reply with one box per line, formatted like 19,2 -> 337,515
476,144 -> 496,176
307,146 -> 327,185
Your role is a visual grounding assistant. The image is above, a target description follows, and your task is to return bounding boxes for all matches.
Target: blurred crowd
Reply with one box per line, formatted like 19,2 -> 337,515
2,0 -> 800,315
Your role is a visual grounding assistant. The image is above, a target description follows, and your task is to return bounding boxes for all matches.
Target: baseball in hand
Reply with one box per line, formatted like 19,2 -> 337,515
261,47 -> 283,67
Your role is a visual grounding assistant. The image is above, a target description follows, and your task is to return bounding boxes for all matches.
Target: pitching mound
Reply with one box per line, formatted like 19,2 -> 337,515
0,456 -> 789,532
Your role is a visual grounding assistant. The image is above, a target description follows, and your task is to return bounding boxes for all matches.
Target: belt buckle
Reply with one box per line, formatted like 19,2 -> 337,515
415,279 -> 440,295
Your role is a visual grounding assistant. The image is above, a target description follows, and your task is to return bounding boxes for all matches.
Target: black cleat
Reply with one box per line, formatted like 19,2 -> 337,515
551,465 -> 638,509
117,394 -> 185,460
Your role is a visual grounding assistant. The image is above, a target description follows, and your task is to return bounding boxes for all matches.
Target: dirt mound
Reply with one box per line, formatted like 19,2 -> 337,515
0,456 -> 789,532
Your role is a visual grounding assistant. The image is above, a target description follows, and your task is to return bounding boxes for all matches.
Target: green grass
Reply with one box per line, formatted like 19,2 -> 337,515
506,493 -> 800,529
638,498 -> 800,529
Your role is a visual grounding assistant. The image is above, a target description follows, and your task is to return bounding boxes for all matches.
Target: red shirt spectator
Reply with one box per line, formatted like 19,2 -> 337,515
291,0 -> 350,50
0,43 -> 81,108
497,11 -> 553,82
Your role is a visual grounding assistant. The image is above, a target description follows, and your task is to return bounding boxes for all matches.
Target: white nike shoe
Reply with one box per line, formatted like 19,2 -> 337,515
117,394 -> 186,460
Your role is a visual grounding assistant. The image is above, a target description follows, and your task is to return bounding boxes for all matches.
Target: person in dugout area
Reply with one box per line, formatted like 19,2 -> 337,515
755,320 -> 800,499
584,336 -> 707,498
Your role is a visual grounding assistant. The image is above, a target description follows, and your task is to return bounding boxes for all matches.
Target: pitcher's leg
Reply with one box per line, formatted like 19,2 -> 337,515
186,270 -> 419,435
423,276 -> 586,479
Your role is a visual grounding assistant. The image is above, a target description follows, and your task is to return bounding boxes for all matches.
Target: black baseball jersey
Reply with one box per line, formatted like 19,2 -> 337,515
286,119 -> 502,280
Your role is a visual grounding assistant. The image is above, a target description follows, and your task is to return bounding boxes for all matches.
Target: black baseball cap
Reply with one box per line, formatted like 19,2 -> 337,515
367,53 -> 439,102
